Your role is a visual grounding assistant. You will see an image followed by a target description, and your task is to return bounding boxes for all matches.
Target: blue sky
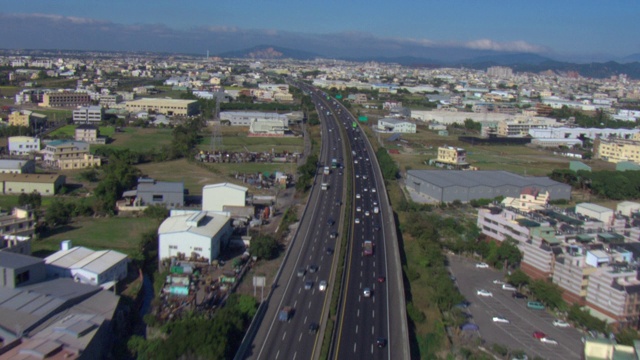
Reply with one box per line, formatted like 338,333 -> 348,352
1,1 -> 638,61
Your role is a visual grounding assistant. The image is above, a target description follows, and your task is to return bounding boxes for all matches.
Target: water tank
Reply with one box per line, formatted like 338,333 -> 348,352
61,240 -> 72,251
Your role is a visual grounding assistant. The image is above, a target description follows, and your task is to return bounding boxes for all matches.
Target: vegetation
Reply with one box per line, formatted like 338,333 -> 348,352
550,106 -> 635,129
567,303 -> 608,334
375,147 -> 399,181
94,153 -> 141,214
128,294 -> 256,360
249,234 -> 280,260
549,169 -> 640,200
296,153 -> 319,192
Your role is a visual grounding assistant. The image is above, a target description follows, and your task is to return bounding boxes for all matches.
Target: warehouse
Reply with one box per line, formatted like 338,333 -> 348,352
405,170 -> 571,203
125,98 -> 199,116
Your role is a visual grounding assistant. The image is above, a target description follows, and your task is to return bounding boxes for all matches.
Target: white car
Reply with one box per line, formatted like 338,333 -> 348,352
476,289 -> 493,297
475,262 -> 489,268
502,284 -> 517,291
356,194 -> 361,199
372,188 -> 377,193
365,211 -> 370,216
318,280 -> 327,292
492,279 -> 505,285
552,319 -> 570,328
356,206 -> 362,212
540,337 -> 558,345
363,288 -> 371,297
355,218 -> 361,224
363,188 -> 368,192
492,316 -> 510,324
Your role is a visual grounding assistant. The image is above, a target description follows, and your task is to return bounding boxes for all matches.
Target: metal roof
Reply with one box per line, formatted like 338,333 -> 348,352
0,252 -> 43,269
407,170 -> 563,189
0,173 -> 63,184
45,247 -> 128,274
203,182 -> 248,193
137,179 -> 184,194
158,211 -> 230,238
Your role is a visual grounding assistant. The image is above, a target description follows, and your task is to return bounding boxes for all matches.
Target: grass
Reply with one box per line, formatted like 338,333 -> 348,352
34,216 -> 160,256
197,133 -> 304,153
33,109 -> 73,122
92,127 -> 173,152
136,159 -> 230,195
0,86 -> 20,97
49,125 -> 117,138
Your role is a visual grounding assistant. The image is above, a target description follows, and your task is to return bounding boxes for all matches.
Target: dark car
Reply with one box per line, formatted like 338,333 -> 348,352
512,292 -> 528,299
309,265 -> 319,273
377,276 -> 386,283
326,218 -> 334,226
376,338 -> 387,348
309,322 -> 319,334
325,247 -> 334,255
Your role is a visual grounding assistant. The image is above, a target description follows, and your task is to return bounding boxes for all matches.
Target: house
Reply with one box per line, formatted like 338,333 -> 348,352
44,244 -> 129,287
8,110 -> 47,127
377,118 -> 416,133
75,124 -> 106,144
501,187 -> 550,212
8,136 -> 40,156
158,211 -> 233,264
121,178 -> 184,209
202,183 -> 248,212
42,140 -> 101,169
0,159 -> 35,174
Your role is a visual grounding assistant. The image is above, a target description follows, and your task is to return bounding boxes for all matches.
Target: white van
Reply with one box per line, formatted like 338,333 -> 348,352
373,207 -> 379,214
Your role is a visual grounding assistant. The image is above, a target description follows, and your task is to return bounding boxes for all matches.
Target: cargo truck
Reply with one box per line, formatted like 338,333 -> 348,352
363,240 -> 374,256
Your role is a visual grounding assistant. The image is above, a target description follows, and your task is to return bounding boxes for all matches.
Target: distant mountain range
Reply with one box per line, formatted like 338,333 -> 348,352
219,45 -> 640,79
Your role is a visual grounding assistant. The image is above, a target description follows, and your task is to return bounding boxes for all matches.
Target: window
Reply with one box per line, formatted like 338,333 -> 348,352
152,195 -> 163,202
15,270 -> 30,285
194,247 -> 203,251
169,245 -> 178,249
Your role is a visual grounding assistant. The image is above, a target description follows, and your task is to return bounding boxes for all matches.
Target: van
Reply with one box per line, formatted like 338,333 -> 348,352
527,301 -> 545,310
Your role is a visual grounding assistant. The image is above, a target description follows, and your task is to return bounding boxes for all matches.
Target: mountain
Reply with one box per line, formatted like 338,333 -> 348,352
620,53 -> 640,63
218,45 -> 321,60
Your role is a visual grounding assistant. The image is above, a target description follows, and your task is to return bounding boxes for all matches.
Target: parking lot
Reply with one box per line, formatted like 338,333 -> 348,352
448,254 -> 584,360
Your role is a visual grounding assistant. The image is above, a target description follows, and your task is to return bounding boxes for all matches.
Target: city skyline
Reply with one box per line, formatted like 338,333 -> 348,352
1,1 -> 639,62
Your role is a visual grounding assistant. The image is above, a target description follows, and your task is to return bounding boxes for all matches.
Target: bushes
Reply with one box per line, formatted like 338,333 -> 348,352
375,147 -> 399,181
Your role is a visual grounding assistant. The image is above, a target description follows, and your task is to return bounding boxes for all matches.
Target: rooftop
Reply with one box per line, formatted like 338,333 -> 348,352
407,170 -> 564,189
0,251 -> 42,269
158,211 -> 230,238
45,246 -> 128,274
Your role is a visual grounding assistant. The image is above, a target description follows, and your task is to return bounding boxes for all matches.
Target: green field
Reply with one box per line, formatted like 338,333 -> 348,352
198,133 -> 304,153
34,217 -> 159,256
0,86 -> 20,97
136,159 -> 229,195
33,109 -> 73,122
92,127 -> 173,152
49,124 -> 117,138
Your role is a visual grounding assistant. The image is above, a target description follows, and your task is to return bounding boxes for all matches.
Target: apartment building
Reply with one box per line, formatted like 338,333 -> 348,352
8,110 -> 47,127
125,98 -> 199,116
42,140 -> 101,169
40,92 -> 91,108
594,137 -> 640,164
497,117 -> 558,137
73,105 -> 104,124
75,124 -> 105,144
437,146 -> 467,165
99,94 -> 123,107
7,136 -> 40,156
0,207 -> 36,238
487,66 -> 513,78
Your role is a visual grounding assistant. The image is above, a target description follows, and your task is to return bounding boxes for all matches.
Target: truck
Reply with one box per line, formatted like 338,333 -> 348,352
323,166 -> 330,175
279,306 -> 293,321
321,183 -> 329,190
363,240 -> 374,256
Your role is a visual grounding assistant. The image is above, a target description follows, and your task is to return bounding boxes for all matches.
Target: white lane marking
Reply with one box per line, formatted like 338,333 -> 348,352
357,309 -> 360,317
372,326 -> 375,335
294,300 -> 298,308
299,333 -> 303,342
304,316 -> 307,324
355,325 -> 358,334
353,343 -> 357,353
308,302 -> 312,309
371,344 -> 374,354
293,352 -> 297,360
372,310 -> 375,318
298,288 -> 301,294
282,331 -> 287,341
275,350 -> 280,359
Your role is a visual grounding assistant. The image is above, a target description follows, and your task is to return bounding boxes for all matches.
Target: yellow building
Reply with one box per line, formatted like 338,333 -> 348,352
125,98 -> 199,116
40,92 -> 91,108
437,146 -> 467,165
42,140 -> 101,169
0,173 -> 65,196
595,138 -> 640,164
8,110 -> 47,127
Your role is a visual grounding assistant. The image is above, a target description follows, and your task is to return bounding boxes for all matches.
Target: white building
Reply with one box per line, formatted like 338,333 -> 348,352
158,211 -> 233,263
377,118 -> 416,133
529,127 -> 639,141
8,136 -> 40,156
220,111 -> 289,127
617,201 -> 640,217
202,183 -> 248,212
575,203 -> 615,225
72,105 -> 103,124
44,245 -> 129,287
0,160 -> 35,174
249,118 -> 289,137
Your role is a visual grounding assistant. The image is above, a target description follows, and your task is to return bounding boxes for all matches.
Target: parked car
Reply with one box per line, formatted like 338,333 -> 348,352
527,301 -> 545,310
492,279 -> 505,285
540,337 -> 558,345
477,289 -> 493,297
475,262 -> 489,268
502,284 -> 517,291
512,292 -> 528,299
553,319 -> 571,328
492,316 -> 510,323
532,331 -> 546,339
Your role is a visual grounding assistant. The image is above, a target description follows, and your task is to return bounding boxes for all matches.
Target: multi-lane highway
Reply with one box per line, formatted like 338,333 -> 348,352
241,85 -> 347,360
237,81 -> 409,360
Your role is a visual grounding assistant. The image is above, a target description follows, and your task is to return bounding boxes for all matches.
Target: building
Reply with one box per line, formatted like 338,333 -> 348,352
0,235 -> 32,256
501,187 -> 550,212
0,251 -> 46,289
248,118 -> 289,137
99,94 -> 123,107
0,160 -> 35,174
595,137 -> 640,164
436,146 -> 467,165
158,211 -> 233,264
583,338 -> 640,359
125,98 -> 199,116
497,117 -> 559,137
202,183 -> 248,212
617,201 -> 640,217
45,245 -> 129,287
122,177 -> 184,209
487,66 -> 513,78
529,127 -> 639,141
73,105 -> 104,124
576,203 -> 615,225
42,140 -> 101,169
220,111 -> 289,126
406,170 -> 571,203
0,173 -> 65,196
40,92 -> 91,108
8,110 -> 47,128
377,118 -> 417,133
8,136 -> 40,156
75,124 -> 106,144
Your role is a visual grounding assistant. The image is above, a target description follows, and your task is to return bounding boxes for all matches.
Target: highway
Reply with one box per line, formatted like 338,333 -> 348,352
240,84 -> 347,360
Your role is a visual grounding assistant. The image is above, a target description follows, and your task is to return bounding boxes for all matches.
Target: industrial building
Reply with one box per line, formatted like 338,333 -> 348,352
406,170 -> 571,203
0,173 -> 66,196
202,183 -> 248,212
377,118 -> 416,133
0,160 -> 35,174
220,111 -> 289,126
44,244 -> 129,287
158,211 -> 233,264
125,98 -> 199,116
248,118 -> 289,137
122,177 -> 185,209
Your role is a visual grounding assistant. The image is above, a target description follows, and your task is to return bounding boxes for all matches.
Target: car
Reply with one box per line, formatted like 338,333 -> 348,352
363,188 -> 368,192
502,284 -> 517,291
356,194 -> 361,199
356,206 -> 362,212
532,331 -> 546,339
304,280 -> 313,290
477,289 -> 493,297
454,301 -> 471,309
363,288 -> 372,297
308,322 -> 319,334
365,211 -> 370,216
354,160 -> 359,164
552,319 -> 570,328
373,201 -> 378,206
492,279 -> 505,285
377,276 -> 386,283
372,188 -> 377,193
329,232 -> 338,239
376,338 -> 387,348
326,218 -> 334,226
318,280 -> 327,291
325,247 -> 334,255
512,292 -> 528,299
475,262 -> 489,268
309,265 -> 319,273
336,200 -> 342,206
540,337 -> 558,345
363,175 -> 368,179
492,316 -> 510,323
339,172 -> 343,175
297,268 -> 306,277
355,218 -> 361,224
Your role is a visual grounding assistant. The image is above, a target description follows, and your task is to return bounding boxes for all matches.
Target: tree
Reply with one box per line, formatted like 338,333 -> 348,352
250,234 -> 279,260
45,199 -> 72,227
529,279 -> 566,310
496,238 -> 523,268
18,192 -> 41,209
508,269 -> 530,288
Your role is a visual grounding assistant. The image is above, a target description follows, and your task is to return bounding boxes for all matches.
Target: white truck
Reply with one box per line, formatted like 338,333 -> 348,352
321,183 -> 329,190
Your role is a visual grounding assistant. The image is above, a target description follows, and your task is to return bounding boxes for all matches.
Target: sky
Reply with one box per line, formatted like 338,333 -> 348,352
1,1 -> 638,62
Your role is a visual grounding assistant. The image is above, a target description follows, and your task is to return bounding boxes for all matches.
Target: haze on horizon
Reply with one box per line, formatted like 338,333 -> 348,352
1,0 -> 638,62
